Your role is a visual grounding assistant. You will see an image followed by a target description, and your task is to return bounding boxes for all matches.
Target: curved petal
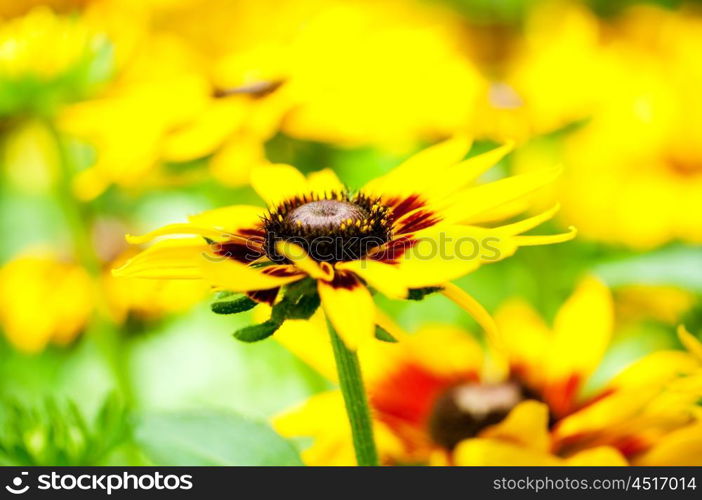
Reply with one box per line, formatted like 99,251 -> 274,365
273,308 -> 337,382
543,277 -> 613,415
481,400 -> 551,453
251,163 -> 309,206
336,259 -> 408,299
307,168 -> 345,194
426,141 -> 514,199
441,166 -> 562,224
634,423 -> 702,466
276,241 -> 333,280
188,205 -> 266,235
493,299 -> 550,388
125,223 -> 228,245
454,438 -> 561,466
441,283 -> 499,340
566,447 -> 628,466
362,136 -> 472,199
112,238 -> 208,279
318,273 -> 375,350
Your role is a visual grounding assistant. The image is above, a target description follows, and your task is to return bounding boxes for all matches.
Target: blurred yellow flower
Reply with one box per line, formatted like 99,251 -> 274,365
614,285 -> 696,326
0,253 -> 94,353
61,0 -> 488,197
515,6 -> 702,248
274,277 -> 702,465
114,138 -> 574,349
0,6 -> 111,118
473,2 -> 607,142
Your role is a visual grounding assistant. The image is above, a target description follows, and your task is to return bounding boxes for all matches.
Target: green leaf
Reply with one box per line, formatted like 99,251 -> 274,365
595,245 -> 702,293
375,326 -> 398,343
135,411 -> 303,466
233,320 -> 280,342
211,295 -> 258,315
407,286 -> 443,301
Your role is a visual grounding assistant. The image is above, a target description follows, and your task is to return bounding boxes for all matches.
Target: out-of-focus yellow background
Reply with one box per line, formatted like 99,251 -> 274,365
0,0 -> 701,465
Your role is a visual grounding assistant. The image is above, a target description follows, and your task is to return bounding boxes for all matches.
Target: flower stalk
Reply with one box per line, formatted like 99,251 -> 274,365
328,322 -> 379,466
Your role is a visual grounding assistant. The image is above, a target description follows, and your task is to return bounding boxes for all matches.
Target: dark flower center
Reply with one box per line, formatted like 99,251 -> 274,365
262,191 -> 392,263
286,200 -> 367,228
428,381 -> 525,450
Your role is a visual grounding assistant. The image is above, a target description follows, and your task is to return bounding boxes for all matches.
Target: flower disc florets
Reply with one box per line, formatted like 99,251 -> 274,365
263,191 -> 392,263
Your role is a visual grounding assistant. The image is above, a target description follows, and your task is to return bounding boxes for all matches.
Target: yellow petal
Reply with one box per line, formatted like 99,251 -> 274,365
493,299 -> 551,388
566,447 -> 628,466
336,259 -> 408,299
442,167 -> 562,224
273,308 -> 337,383
394,225 -> 519,287
318,276 -> 375,350
546,276 -> 613,387
188,205 -> 266,235
112,238 -> 208,279
635,423 -> 702,466
307,168 -> 345,194
441,282 -> 499,340
251,163 -> 309,206
496,204 -> 561,236
276,241 -> 332,280
362,136 -> 472,199
481,401 -> 551,453
454,438 -> 561,466
201,260 -> 303,292
514,226 -> 577,246
125,223 -> 228,245
427,141 -> 514,198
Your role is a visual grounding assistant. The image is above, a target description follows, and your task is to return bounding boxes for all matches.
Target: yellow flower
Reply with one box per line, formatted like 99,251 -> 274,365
62,0 -> 488,197
514,6 -> 702,248
0,252 -> 94,353
114,138 -> 575,349
274,278 -> 702,465
0,6 -> 111,118
473,2 -> 608,142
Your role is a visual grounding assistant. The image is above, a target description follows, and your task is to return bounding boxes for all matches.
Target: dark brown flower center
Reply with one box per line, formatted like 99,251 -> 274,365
428,382 -> 525,450
262,191 -> 392,263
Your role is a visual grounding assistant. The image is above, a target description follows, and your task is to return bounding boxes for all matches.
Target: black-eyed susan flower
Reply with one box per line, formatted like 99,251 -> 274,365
0,252 -> 94,353
274,278 -> 702,466
114,138 -> 575,350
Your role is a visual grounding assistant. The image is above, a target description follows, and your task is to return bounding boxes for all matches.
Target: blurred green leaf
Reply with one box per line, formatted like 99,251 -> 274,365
136,411 -> 303,466
595,245 -> 702,292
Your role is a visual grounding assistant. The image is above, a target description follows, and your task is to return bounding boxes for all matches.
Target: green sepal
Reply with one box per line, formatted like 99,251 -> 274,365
407,286 -> 443,301
271,278 -> 320,322
233,320 -> 281,342
374,326 -> 398,343
211,293 -> 258,315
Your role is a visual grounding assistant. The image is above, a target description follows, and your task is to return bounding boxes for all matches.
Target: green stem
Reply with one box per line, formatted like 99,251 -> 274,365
328,324 -> 379,466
